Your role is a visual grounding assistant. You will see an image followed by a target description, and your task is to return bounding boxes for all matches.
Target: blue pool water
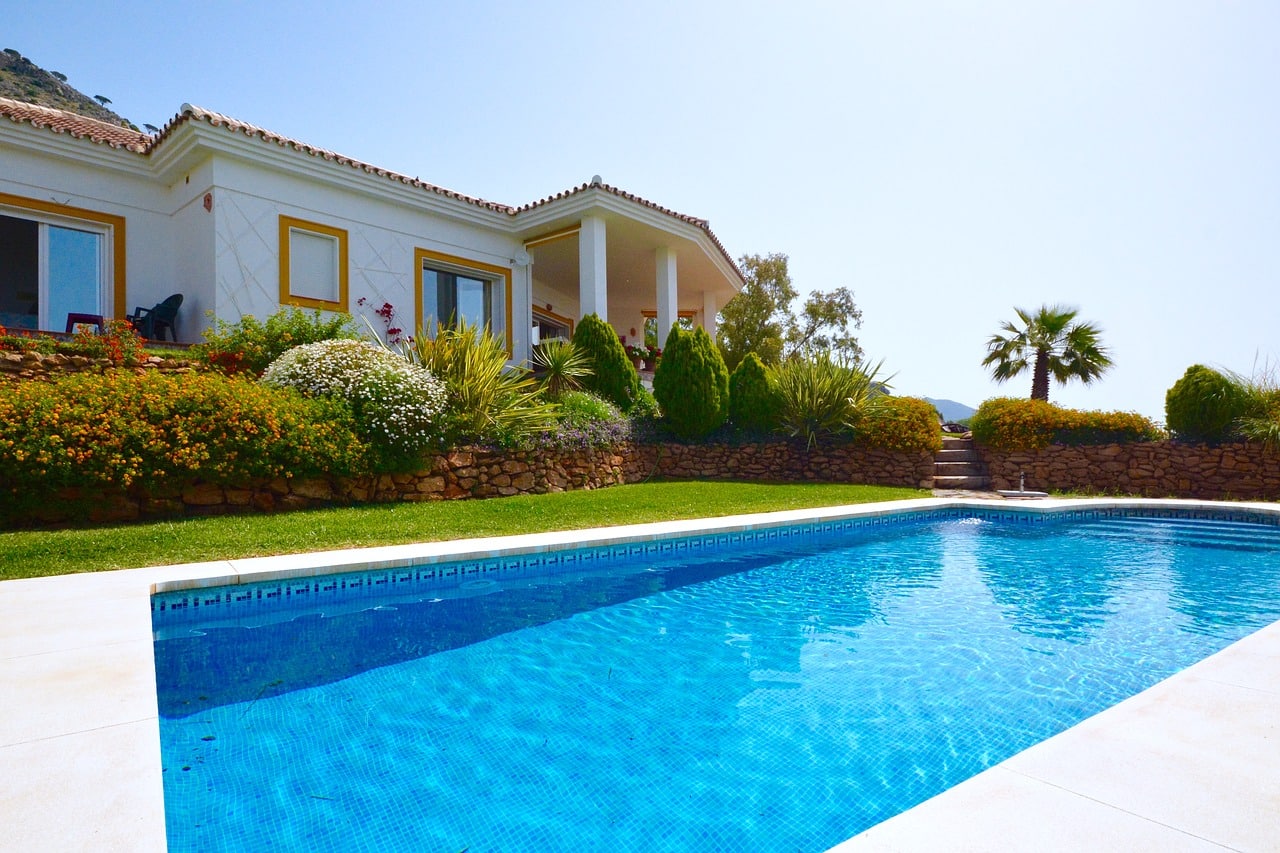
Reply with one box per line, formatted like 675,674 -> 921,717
153,511 -> 1280,852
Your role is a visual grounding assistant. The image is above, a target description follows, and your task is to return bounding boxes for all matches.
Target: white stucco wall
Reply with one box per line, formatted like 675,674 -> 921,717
0,141 -> 175,329
206,157 -> 527,357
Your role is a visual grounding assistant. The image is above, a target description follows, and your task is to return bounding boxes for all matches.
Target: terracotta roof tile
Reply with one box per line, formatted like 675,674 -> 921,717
154,104 -> 516,214
2,98 -> 741,283
0,96 -> 151,152
517,180 -> 742,282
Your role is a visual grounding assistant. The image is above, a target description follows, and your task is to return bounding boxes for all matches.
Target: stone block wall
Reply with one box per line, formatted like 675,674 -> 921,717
647,441 -> 936,489
976,441 -> 1280,500
18,440 -> 932,527
0,350 -> 198,380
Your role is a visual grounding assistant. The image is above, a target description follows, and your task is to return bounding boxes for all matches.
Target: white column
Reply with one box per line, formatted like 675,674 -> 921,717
578,215 -> 607,320
703,290 -> 718,340
655,246 -> 677,344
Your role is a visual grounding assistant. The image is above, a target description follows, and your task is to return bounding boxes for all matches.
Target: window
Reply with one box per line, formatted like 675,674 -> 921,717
414,248 -> 511,351
531,307 -> 573,345
0,194 -> 121,331
279,215 -> 348,311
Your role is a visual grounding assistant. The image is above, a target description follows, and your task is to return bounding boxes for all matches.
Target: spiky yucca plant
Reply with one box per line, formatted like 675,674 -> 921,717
772,355 -> 886,448
406,321 -> 558,446
531,339 -> 592,401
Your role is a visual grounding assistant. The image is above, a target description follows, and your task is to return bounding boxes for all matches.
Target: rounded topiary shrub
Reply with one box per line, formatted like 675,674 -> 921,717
856,396 -> 944,453
652,324 -> 730,440
571,313 -> 640,412
1165,365 -> 1247,445
262,339 -> 448,458
728,352 -> 781,435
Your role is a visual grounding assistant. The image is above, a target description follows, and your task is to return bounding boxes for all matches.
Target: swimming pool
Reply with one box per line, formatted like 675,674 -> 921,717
152,506 -> 1280,851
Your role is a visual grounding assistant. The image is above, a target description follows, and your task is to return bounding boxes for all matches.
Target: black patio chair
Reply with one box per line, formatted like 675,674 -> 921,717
127,294 -> 183,341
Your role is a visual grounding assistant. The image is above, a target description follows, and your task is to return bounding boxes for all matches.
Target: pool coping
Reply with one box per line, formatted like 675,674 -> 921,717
3,496 -> 1278,851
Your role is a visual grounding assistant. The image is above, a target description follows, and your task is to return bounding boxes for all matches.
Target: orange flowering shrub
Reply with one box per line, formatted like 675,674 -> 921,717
971,397 -> 1162,451
63,319 -> 147,366
0,324 -> 57,354
854,396 -> 943,453
0,372 -> 370,503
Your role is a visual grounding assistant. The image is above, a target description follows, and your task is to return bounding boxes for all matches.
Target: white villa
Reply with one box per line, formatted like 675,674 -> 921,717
0,97 -> 742,358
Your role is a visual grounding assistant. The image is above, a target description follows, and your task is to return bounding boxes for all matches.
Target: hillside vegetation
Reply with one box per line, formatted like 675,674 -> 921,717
0,47 -> 136,129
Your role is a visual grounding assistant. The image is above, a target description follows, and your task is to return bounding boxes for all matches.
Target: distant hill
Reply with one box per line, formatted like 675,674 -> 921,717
0,48 -> 137,129
923,397 -> 976,423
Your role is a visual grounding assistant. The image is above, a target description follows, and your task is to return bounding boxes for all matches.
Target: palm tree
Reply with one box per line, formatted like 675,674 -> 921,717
982,305 -> 1113,401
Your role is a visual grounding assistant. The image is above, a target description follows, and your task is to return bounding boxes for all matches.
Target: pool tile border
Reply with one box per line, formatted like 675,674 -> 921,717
151,499 -> 1280,632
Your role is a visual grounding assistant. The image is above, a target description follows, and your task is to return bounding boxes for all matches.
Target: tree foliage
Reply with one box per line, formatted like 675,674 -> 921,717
653,324 -> 730,440
982,304 -> 1113,401
571,313 -> 640,411
717,252 -> 864,370
788,287 -> 864,362
717,253 -> 796,371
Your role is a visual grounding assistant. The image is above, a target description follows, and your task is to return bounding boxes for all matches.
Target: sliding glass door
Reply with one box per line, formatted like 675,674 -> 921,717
0,212 -> 107,331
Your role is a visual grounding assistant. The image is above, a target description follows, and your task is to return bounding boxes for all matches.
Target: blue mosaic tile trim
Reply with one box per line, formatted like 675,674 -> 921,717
150,504 -> 1279,630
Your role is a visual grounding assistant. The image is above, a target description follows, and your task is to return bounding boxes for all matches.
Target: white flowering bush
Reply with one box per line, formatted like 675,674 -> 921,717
262,339 -> 447,458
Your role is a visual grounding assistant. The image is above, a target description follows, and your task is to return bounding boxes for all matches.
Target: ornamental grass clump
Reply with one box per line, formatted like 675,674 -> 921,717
772,355 -> 885,448
406,321 -> 558,448
262,339 -> 447,460
531,339 -> 592,401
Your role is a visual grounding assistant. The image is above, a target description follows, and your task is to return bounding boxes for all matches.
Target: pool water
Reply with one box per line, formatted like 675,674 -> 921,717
154,514 -> 1280,852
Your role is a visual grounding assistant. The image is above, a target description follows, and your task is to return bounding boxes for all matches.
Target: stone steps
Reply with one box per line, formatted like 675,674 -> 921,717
933,436 -> 990,490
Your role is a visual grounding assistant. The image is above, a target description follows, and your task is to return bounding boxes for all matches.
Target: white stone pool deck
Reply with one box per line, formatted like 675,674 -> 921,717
2,497 -> 1277,851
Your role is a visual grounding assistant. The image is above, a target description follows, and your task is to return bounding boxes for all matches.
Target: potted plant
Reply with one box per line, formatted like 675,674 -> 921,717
643,344 -> 662,371
625,343 -> 647,370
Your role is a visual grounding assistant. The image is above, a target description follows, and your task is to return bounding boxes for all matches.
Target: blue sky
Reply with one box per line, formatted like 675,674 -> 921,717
9,1 -> 1279,419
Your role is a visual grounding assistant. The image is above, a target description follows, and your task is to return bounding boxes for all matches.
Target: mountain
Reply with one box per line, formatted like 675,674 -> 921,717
0,48 -> 137,129
923,397 -> 976,423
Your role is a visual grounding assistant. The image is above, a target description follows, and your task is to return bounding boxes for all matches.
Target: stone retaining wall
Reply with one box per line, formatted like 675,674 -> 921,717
18,440 -> 931,527
977,441 -> 1280,500
0,349 -> 198,380
648,441 -> 936,488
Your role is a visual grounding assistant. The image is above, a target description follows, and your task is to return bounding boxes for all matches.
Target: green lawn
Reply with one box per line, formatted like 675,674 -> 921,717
0,480 -> 927,581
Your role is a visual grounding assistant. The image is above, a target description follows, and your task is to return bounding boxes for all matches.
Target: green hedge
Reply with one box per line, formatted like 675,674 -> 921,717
0,371 -> 370,515
971,397 -> 1163,451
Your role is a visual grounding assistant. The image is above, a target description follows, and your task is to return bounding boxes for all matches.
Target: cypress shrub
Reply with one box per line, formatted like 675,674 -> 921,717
652,324 -> 730,440
1165,365 -> 1247,444
571,313 -> 640,411
728,352 -> 781,435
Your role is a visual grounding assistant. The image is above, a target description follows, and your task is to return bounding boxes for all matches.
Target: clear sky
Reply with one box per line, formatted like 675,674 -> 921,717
8,1 -> 1278,420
